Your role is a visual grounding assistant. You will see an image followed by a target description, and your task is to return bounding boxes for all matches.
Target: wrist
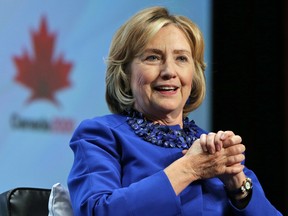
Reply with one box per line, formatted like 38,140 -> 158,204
221,172 -> 246,190
226,177 -> 253,197
225,177 -> 253,208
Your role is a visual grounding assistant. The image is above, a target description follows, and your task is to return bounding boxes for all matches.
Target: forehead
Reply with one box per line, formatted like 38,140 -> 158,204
145,25 -> 191,51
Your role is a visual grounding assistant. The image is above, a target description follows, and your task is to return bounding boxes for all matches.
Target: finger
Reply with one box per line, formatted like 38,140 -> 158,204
229,135 -> 242,145
215,130 -> 224,152
223,135 -> 242,148
224,164 -> 245,175
225,144 -> 246,156
220,130 -> 235,141
200,134 -> 208,152
182,149 -> 188,155
226,154 -> 245,166
207,132 -> 216,154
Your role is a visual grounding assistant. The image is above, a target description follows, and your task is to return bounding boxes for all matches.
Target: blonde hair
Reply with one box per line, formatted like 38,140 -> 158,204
105,6 -> 206,117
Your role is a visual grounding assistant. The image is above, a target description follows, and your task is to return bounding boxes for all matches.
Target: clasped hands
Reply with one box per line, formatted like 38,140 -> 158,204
183,130 -> 246,188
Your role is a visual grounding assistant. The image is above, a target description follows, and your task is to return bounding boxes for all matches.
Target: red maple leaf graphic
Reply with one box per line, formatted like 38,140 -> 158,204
13,16 -> 73,106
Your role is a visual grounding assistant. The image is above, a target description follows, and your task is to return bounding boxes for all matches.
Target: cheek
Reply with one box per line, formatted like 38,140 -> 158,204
187,74 -> 193,87
181,70 -> 193,99
131,65 -> 155,89
181,70 -> 193,88
131,72 -> 146,93
130,68 -> 152,98
135,73 -> 147,86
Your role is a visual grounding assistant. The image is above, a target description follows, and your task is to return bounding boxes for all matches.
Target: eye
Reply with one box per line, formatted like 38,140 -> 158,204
145,55 -> 160,61
177,56 -> 188,62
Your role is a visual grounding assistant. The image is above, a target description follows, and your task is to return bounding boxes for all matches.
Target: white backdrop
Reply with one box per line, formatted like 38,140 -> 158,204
0,0 -> 211,192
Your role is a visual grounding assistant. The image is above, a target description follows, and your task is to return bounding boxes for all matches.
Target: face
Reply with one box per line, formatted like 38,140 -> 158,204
130,24 -> 194,121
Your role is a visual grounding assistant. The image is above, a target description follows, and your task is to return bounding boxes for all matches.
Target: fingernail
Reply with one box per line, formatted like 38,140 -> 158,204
220,133 -> 226,139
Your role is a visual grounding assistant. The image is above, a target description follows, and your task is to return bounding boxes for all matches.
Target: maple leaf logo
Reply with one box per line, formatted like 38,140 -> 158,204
13,16 -> 73,106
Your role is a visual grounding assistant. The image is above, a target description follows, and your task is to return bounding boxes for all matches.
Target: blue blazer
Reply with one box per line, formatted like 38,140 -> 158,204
67,114 -> 282,216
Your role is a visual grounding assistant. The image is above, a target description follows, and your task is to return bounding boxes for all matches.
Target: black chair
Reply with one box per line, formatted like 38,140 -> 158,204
0,187 -> 51,216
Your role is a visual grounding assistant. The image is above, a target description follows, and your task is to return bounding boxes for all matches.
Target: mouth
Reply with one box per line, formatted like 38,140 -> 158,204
154,85 -> 179,92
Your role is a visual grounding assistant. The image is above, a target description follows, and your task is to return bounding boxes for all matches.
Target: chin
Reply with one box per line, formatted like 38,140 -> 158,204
155,106 -> 181,115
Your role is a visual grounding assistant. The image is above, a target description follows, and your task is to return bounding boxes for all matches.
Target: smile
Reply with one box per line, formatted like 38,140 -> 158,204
154,85 -> 179,92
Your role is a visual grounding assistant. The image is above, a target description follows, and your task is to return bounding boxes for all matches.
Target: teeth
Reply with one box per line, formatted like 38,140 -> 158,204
156,86 -> 176,91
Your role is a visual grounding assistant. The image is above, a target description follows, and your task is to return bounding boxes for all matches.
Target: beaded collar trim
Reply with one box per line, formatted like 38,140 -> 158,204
125,109 -> 198,149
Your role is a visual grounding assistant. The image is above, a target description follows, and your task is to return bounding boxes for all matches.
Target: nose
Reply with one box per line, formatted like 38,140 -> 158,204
160,59 -> 177,80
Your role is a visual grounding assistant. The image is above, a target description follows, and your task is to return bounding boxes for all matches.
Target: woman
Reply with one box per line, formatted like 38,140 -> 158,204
67,6 -> 282,215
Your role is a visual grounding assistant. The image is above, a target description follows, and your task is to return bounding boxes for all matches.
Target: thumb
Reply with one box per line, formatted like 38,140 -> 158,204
182,149 -> 188,155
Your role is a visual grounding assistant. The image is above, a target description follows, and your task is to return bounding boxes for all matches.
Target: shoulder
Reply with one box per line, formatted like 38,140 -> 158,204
80,113 -> 126,128
71,114 -> 127,141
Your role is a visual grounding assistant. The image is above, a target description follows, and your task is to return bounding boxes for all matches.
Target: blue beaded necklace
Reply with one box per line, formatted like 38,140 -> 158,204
126,109 -> 198,149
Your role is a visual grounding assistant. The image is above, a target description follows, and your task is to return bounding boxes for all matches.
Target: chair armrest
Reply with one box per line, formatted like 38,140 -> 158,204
0,187 -> 51,216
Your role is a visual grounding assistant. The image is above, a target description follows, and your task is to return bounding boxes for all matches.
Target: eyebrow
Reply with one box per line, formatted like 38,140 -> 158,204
143,48 -> 192,55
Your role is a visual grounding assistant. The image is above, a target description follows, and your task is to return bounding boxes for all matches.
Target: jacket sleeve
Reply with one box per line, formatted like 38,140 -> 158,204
230,168 -> 283,216
67,119 -> 182,216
